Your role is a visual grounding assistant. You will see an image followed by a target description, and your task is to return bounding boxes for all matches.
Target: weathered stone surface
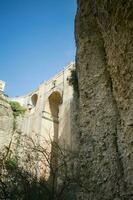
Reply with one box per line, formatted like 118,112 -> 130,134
75,1 -> 133,199
0,97 -> 13,149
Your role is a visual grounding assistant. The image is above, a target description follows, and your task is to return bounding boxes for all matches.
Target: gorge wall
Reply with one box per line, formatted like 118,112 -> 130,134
75,0 -> 133,199
0,96 -> 13,150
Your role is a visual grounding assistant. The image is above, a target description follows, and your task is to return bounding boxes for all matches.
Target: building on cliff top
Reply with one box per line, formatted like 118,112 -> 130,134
0,80 -> 5,94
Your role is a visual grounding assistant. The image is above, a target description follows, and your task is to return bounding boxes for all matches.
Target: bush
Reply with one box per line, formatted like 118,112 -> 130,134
69,69 -> 79,97
5,157 -> 18,171
10,101 -> 26,118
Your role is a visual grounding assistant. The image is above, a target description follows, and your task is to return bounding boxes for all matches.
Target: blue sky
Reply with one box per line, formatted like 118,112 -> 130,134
0,0 -> 76,96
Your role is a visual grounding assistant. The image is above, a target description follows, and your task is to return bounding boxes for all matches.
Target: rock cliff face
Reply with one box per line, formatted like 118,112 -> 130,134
0,96 -> 13,149
75,1 -> 133,199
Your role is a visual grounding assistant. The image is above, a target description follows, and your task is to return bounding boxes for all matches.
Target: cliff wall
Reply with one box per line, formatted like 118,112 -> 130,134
0,96 -> 13,150
75,1 -> 133,199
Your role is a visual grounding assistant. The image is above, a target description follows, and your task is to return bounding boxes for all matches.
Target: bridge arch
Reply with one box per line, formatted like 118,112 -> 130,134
31,94 -> 38,107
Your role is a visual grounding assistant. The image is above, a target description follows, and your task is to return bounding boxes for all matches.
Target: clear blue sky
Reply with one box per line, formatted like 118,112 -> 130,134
0,0 -> 76,96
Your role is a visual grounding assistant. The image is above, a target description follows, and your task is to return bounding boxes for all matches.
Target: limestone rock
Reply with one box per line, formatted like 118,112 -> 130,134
75,0 -> 133,199
0,97 -> 13,149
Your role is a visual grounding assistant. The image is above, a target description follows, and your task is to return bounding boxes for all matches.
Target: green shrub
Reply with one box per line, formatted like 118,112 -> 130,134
10,101 -> 26,118
69,69 -> 79,97
5,158 -> 18,171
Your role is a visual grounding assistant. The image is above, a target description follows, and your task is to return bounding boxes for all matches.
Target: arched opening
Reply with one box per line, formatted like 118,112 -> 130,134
48,91 -> 62,184
31,94 -> 38,107
48,91 -> 62,143
41,91 -> 63,180
48,91 -> 62,125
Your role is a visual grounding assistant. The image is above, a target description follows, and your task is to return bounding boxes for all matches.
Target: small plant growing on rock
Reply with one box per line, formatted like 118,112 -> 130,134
5,157 -> 18,171
10,101 -> 26,118
68,69 -> 79,97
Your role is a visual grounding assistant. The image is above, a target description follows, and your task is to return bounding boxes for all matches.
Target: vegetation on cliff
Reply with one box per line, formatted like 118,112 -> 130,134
10,101 -> 26,118
69,69 -> 79,97
0,136 -> 78,200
